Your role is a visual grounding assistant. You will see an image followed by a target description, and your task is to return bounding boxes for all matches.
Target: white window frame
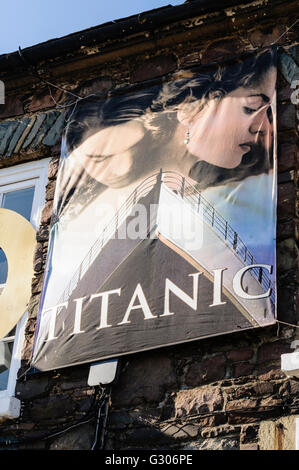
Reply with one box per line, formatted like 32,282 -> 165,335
0,158 -> 50,419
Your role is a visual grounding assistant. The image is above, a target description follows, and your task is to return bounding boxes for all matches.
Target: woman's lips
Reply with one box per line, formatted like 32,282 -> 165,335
239,143 -> 252,153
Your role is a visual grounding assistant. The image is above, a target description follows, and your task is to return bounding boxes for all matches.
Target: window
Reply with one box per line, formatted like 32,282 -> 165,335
0,159 -> 49,419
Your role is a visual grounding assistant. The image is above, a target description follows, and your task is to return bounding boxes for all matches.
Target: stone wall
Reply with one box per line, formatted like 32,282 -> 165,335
0,0 -> 298,450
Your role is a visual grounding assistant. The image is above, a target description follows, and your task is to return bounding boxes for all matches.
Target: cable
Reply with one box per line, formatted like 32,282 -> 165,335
0,385 -> 101,448
91,386 -> 111,450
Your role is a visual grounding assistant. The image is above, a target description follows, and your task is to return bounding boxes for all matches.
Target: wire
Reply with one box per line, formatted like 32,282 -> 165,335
91,386 -> 111,450
270,18 -> 299,46
276,320 -> 299,329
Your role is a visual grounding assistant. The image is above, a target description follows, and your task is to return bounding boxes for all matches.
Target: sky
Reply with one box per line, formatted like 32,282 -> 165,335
0,0 -> 185,55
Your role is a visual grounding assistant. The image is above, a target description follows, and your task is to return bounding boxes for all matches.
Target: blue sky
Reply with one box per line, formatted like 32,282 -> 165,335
0,0 -> 185,55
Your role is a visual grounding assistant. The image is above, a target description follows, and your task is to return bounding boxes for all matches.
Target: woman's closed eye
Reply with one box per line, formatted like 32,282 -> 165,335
243,94 -> 270,115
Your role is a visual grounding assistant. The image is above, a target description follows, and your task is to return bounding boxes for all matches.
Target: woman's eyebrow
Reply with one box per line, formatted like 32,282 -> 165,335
248,93 -> 270,103
86,153 -> 112,160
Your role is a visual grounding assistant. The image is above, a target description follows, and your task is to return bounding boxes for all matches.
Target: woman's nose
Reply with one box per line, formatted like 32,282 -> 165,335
249,108 -> 269,136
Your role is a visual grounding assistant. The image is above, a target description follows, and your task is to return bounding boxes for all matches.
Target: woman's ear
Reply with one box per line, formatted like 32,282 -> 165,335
177,100 -> 201,127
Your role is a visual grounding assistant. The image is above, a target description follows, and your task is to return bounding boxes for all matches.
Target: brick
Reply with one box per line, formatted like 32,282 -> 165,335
131,55 -> 177,83
185,355 -> 226,386
257,341 -> 291,364
226,348 -> 254,362
0,95 -> 23,118
278,143 -> 297,172
234,363 -> 254,378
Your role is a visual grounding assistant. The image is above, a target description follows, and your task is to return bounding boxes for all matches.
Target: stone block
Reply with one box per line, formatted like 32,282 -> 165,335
6,118 -> 30,156
22,114 -> 47,150
78,78 -> 112,97
131,55 -> 177,83
234,362 -> 254,378
277,103 -> 296,130
28,89 -> 64,112
174,386 -> 223,417
257,341 -> 291,364
240,423 -> 259,443
185,355 -> 226,386
278,142 -> 297,172
111,352 -> 176,407
40,200 -> 54,225
0,96 -> 23,119
0,121 -> 19,155
48,158 -> 60,179
45,179 -> 56,201
29,396 -> 77,421
49,423 -> 95,450
42,112 -> 65,147
201,38 -> 245,64
15,376 -> 49,401
277,182 -> 295,220
248,25 -> 287,48
226,348 -> 254,362
277,238 -> 297,272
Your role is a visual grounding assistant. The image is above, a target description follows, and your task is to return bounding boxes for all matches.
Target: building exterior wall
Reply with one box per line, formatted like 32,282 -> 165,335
0,0 -> 298,450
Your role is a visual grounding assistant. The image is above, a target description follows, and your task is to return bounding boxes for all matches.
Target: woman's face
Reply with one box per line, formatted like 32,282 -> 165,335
180,66 -> 276,169
71,120 -> 146,188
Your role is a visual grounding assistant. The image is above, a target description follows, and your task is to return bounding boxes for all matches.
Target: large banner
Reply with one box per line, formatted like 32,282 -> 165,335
32,48 -> 277,371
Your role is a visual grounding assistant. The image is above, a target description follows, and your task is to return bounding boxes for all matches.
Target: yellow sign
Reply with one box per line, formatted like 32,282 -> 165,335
0,208 -> 36,339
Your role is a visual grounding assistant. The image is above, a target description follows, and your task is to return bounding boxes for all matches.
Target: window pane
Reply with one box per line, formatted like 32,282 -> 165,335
0,341 -> 13,391
0,186 -> 35,285
2,186 -> 35,221
0,249 -> 7,284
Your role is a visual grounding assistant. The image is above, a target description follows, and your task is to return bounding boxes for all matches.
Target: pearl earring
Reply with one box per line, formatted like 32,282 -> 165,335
184,128 -> 190,145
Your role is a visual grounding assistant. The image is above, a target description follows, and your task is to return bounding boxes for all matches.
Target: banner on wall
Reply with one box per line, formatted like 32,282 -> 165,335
31,48 -> 277,371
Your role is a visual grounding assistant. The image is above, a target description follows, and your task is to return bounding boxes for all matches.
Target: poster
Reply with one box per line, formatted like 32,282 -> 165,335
31,48 -> 277,371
